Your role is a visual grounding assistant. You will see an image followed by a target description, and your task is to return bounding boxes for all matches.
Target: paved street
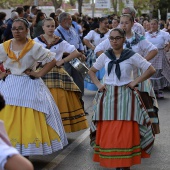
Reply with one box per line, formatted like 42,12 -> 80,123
30,89 -> 170,170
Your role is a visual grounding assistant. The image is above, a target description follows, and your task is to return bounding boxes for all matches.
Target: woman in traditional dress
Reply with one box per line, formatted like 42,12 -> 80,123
0,18 -> 68,156
92,14 -> 160,135
34,17 -> 88,133
145,19 -> 170,98
83,17 -> 111,91
89,28 -> 155,170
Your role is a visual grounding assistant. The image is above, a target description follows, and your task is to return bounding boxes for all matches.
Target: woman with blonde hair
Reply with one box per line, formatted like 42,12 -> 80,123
34,17 -> 88,133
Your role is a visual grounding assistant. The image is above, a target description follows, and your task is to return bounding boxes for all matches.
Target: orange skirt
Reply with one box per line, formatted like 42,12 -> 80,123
93,120 -> 150,168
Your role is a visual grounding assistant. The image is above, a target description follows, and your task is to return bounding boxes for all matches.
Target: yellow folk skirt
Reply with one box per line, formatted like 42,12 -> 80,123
0,105 -> 61,156
50,88 -> 88,133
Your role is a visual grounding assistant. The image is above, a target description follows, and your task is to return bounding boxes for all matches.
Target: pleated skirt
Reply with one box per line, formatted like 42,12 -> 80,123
150,69 -> 169,90
94,120 -> 150,168
91,85 -> 154,168
149,49 -> 170,90
0,106 -> 62,156
50,88 -> 88,133
0,75 -> 68,156
42,66 -> 88,133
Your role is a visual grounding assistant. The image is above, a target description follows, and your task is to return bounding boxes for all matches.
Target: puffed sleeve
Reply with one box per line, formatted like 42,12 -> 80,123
131,53 -> 151,72
138,39 -> 158,57
83,30 -> 95,41
31,42 -> 56,65
94,38 -> 111,54
61,40 -> 76,54
93,53 -> 106,70
163,31 -> 170,44
0,44 -> 8,63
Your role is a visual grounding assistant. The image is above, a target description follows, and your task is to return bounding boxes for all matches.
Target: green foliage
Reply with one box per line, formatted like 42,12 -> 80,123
0,0 -> 35,8
51,0 -> 62,10
83,0 -> 90,3
110,0 -> 123,15
134,0 -> 150,16
0,0 -> 25,8
158,0 -> 170,20
118,0 -> 124,16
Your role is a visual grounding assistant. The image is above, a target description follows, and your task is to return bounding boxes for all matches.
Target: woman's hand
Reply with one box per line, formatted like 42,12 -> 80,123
91,46 -> 95,50
79,53 -> 86,62
98,84 -> 107,92
164,44 -> 170,52
0,69 -> 11,80
0,72 -> 7,79
126,81 -> 138,90
24,69 -> 40,78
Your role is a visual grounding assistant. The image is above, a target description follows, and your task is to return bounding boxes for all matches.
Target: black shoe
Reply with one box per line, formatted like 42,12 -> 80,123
85,111 -> 89,115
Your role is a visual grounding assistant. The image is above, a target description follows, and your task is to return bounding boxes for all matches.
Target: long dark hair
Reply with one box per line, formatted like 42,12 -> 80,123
35,11 -> 45,24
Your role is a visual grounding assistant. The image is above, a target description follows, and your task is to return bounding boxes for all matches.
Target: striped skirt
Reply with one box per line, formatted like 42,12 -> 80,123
91,85 -> 154,168
135,69 -> 160,134
150,69 -> 169,90
84,49 -> 105,91
42,67 -> 88,133
0,75 -> 68,156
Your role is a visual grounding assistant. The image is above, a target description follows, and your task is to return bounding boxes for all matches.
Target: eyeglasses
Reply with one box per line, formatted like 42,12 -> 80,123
109,36 -> 124,41
11,27 -> 24,32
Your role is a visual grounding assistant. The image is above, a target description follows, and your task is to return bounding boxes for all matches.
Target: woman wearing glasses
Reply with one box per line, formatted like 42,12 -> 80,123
0,18 -> 68,156
89,28 -> 155,170
93,14 -> 160,135
83,17 -> 111,91
34,17 -> 88,133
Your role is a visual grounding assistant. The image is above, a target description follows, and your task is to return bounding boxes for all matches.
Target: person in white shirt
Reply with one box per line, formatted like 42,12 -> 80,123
0,18 -> 68,156
145,19 -> 170,98
34,17 -> 88,133
83,17 -> 111,91
122,6 -> 145,36
112,18 -> 120,29
88,28 -> 155,170
91,14 -> 160,145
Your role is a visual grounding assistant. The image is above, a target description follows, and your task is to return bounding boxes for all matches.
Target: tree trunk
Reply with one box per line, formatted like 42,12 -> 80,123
111,0 -> 118,15
77,0 -> 83,16
52,0 -> 62,11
